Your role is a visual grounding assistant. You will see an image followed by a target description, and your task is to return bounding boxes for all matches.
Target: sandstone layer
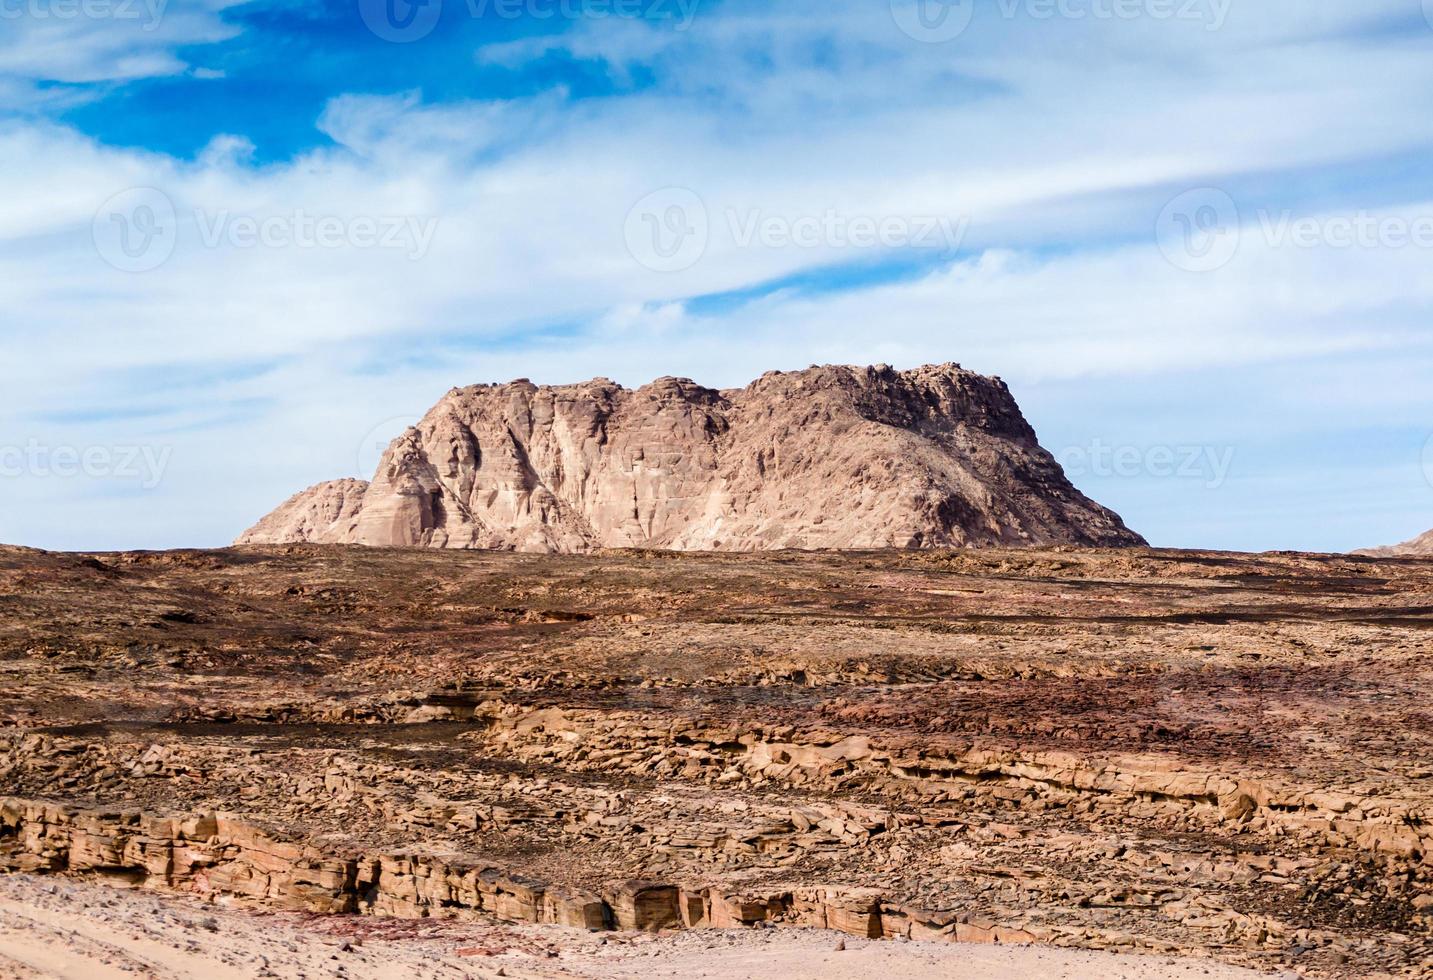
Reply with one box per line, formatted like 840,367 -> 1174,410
236,364 -> 1144,552
1,543 -> 1429,977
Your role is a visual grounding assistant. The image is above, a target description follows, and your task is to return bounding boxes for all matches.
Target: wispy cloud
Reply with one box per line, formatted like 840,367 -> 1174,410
0,0 -> 242,99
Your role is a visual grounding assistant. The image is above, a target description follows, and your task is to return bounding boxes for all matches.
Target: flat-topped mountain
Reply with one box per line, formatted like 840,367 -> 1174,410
237,363 -> 1145,552
1354,528 -> 1433,558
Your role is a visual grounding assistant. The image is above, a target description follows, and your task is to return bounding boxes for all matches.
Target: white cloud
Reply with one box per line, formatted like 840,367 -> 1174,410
3,0 -> 1433,549
0,0 -> 242,91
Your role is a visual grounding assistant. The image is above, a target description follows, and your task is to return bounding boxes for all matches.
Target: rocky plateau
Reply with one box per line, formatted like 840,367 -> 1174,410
237,363 -> 1144,553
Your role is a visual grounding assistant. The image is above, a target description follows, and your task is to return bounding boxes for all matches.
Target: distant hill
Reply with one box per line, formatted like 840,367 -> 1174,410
1354,528 -> 1433,558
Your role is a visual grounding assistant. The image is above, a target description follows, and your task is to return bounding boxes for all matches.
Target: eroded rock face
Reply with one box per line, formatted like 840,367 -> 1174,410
0,797 -> 969,940
236,477 -> 369,546
1356,528 -> 1433,558
237,364 -> 1144,552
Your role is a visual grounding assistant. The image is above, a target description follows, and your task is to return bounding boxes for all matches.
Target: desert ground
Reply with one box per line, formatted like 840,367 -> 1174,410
1,544 -> 1430,977
0,873 -> 1283,980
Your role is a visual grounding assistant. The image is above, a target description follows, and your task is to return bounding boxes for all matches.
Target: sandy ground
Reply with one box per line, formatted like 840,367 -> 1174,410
0,875 -> 1290,980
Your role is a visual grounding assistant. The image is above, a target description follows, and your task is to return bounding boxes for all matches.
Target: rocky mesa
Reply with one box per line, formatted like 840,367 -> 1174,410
237,363 -> 1144,552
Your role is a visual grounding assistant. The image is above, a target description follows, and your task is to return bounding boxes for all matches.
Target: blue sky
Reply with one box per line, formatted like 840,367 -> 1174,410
2,0 -> 1433,552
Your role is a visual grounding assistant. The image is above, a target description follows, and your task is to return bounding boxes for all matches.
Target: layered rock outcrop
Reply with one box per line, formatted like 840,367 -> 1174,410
0,798 -> 948,939
237,363 -> 1143,552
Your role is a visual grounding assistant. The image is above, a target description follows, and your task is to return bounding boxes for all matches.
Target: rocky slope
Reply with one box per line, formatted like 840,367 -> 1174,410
237,363 -> 1143,552
1356,528 -> 1433,558
238,477 -> 369,546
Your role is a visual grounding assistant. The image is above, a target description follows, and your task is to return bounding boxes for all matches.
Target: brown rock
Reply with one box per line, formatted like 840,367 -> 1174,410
604,880 -> 682,931
237,364 -> 1143,552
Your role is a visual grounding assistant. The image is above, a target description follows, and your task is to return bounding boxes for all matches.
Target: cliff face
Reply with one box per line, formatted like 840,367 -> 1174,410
237,363 -> 1145,552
